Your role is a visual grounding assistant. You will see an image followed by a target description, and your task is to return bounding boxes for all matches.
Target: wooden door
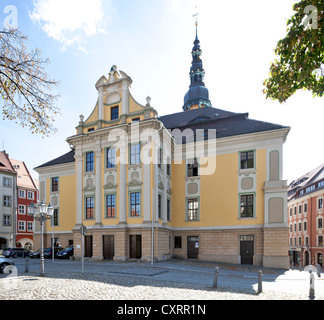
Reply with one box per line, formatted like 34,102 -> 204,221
103,235 -> 114,260
84,235 -> 93,258
129,235 -> 142,259
187,236 -> 199,259
240,235 -> 254,265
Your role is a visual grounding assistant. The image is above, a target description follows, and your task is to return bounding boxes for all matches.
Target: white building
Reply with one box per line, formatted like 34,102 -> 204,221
0,151 -> 17,250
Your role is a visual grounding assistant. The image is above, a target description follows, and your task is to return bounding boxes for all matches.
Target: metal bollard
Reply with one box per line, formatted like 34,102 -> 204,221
258,270 -> 263,293
299,263 -> 302,272
213,267 -> 219,288
317,264 -> 321,278
309,270 -> 315,300
25,259 -> 29,273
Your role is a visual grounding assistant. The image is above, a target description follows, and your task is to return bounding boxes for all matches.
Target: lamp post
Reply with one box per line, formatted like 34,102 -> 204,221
28,201 -> 54,276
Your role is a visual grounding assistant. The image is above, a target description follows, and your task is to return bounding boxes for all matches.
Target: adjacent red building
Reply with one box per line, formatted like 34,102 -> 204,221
10,159 -> 38,250
288,163 -> 324,267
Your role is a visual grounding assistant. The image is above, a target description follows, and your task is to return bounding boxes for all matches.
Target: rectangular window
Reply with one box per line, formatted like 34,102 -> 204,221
3,196 -> 11,207
166,157 -> 171,176
27,191 -> 34,200
158,194 -> 162,219
52,209 -> 59,226
305,237 -> 309,246
106,194 -> 116,218
18,205 -> 26,214
86,152 -> 94,172
304,203 -> 308,213
187,158 -> 199,177
3,177 -> 11,187
298,223 -> 302,232
106,147 -> 116,168
85,197 -> 94,219
319,236 -> 323,246
158,148 -> 162,168
318,218 -> 323,229
304,221 -> 307,231
240,194 -> 254,218
167,198 -> 171,221
132,117 -> 140,123
111,106 -> 119,120
18,221 -> 26,231
318,181 -> 324,188
51,177 -> 59,192
174,236 -> 182,249
19,189 -> 26,198
130,192 -> 141,217
130,143 -> 141,165
3,215 -> 11,226
319,198 -> 323,209
240,151 -> 254,169
27,221 -> 33,232
306,185 -> 315,193
298,205 -> 302,214
187,198 -> 199,221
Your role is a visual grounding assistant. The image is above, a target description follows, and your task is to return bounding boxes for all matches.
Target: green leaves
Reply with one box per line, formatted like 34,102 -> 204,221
263,0 -> 324,102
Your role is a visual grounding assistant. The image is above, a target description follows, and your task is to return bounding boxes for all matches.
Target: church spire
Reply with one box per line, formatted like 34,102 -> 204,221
182,14 -> 211,111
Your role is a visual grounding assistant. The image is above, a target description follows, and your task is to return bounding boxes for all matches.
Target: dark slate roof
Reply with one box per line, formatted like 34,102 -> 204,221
36,149 -> 75,169
158,107 -> 289,142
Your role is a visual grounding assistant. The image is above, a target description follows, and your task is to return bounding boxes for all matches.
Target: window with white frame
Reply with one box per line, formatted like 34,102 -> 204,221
18,189 -> 26,198
27,191 -> 34,200
319,236 -> 323,246
318,198 -> 323,209
3,215 -> 11,226
18,221 -> 26,231
27,221 -> 33,232
3,196 -> 11,207
3,177 -> 11,187
304,202 -> 308,213
18,205 -> 26,214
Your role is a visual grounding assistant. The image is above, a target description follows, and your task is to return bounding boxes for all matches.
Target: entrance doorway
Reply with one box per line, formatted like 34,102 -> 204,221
304,251 -> 310,266
103,235 -> 114,260
129,235 -> 141,259
240,235 -> 254,265
187,236 -> 199,259
317,253 -> 323,267
84,235 -> 93,258
0,238 -> 7,250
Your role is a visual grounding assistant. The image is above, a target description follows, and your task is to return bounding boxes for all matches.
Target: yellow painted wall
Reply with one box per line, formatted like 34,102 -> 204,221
45,175 -> 76,231
171,149 -> 267,228
129,94 -> 144,113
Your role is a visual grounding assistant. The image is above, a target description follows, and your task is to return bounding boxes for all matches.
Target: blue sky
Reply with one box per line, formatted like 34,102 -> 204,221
0,0 -> 323,183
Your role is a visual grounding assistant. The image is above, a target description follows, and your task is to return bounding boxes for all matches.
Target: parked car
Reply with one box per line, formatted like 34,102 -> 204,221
0,256 -> 15,273
29,249 -> 42,259
43,247 -> 63,259
56,245 -> 74,259
2,248 -> 30,258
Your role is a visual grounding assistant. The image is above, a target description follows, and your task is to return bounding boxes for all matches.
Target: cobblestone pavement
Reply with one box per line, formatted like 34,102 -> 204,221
0,258 -> 323,300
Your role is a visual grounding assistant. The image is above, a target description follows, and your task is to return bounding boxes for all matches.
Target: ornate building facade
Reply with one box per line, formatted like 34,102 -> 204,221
34,25 -> 290,268
288,163 -> 324,267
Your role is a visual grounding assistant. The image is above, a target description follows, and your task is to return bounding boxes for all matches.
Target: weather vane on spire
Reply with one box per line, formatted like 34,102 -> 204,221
192,6 -> 199,27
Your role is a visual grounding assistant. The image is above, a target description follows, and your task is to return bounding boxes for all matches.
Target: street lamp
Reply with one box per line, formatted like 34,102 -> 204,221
28,201 -> 54,276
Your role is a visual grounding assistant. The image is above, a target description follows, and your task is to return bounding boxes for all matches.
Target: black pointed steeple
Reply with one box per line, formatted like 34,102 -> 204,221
183,21 -> 211,111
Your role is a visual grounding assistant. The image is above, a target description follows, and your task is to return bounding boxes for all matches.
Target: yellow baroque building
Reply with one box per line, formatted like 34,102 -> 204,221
34,28 -> 290,268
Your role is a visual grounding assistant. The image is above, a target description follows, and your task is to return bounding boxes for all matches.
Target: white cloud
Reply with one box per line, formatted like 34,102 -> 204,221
29,0 -> 105,49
